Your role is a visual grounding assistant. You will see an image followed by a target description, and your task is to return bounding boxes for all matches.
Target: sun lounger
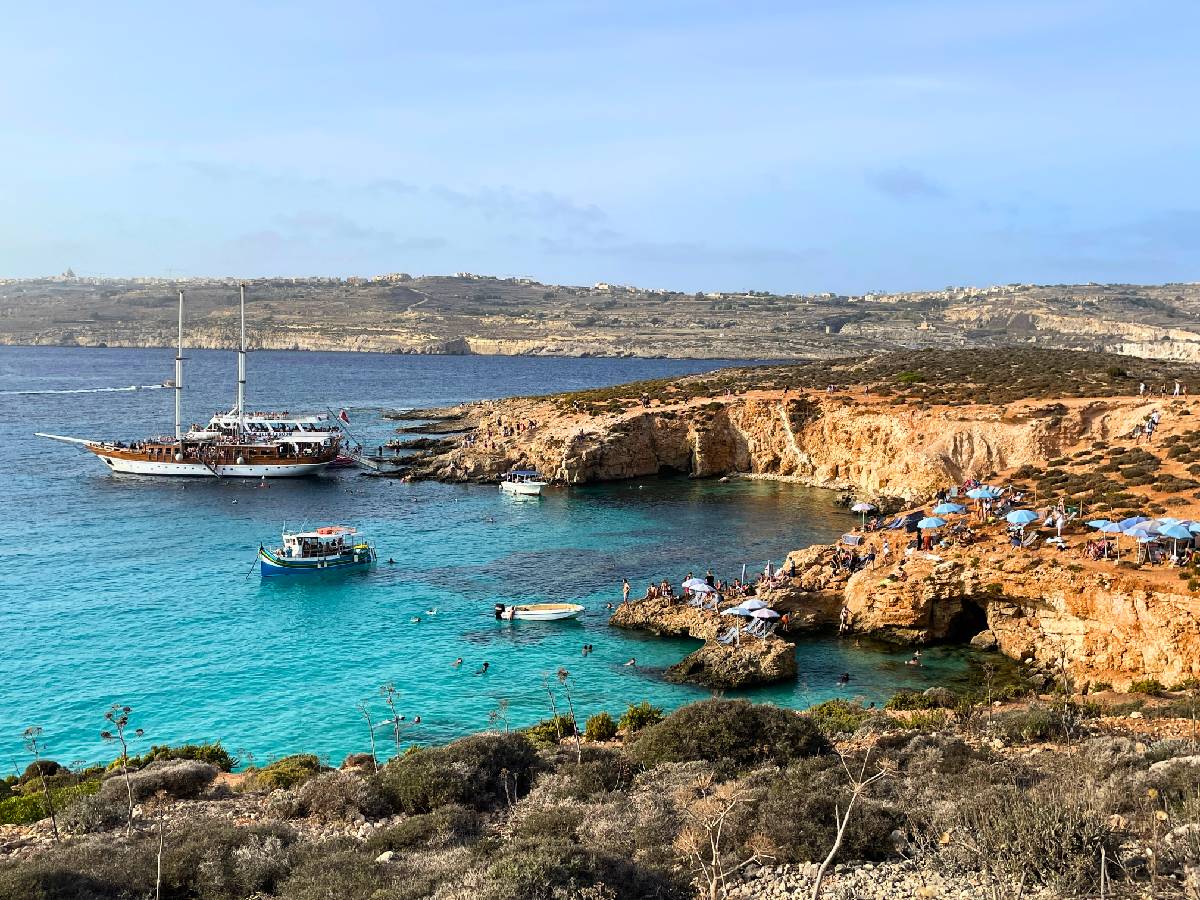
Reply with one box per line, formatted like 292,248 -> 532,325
1021,531 -> 1040,548
885,516 -> 904,530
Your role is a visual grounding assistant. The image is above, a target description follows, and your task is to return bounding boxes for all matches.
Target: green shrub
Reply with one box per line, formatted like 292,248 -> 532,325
522,714 -> 576,748
483,835 -> 686,900
540,746 -> 639,801
807,699 -> 871,735
295,770 -> 388,822
1130,678 -> 1167,695
377,732 -> 539,814
939,781 -> 1117,894
754,756 -> 901,863
243,754 -> 324,791
100,759 -> 217,802
584,711 -> 618,742
885,690 -> 941,711
19,760 -> 65,784
630,699 -> 829,772
118,741 -> 235,772
0,778 -> 100,825
60,791 -> 127,833
618,701 -> 664,735
366,804 -> 480,851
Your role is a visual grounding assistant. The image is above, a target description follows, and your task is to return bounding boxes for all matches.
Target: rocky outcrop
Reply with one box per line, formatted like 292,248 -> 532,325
842,548 -> 1200,689
665,636 -> 797,689
609,598 -> 720,640
424,393 -> 1157,501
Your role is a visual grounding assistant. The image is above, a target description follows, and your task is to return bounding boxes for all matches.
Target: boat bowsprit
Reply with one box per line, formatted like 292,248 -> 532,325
494,602 -> 585,621
259,526 -> 376,576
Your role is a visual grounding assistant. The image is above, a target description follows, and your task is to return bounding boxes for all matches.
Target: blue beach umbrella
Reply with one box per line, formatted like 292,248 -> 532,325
1087,519 -> 1114,529
1157,518 -> 1183,527
917,516 -> 947,530
1119,516 -> 1150,531
1188,521 -> 1200,533
966,487 -> 1001,500
720,606 -> 751,616
1099,520 -> 1125,560
1006,510 -> 1039,526
1160,523 -> 1194,556
933,502 -> 965,515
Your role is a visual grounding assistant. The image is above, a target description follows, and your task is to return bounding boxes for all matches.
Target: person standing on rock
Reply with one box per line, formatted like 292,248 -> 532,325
705,569 -> 715,588
622,579 -> 630,604
1139,381 -> 1146,397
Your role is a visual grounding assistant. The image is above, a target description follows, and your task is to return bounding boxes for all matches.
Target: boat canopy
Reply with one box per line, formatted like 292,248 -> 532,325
510,470 -> 541,476
285,526 -> 357,540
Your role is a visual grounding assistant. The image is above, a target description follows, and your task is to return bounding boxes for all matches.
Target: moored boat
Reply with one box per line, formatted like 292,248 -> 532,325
37,286 -> 342,478
494,602 -> 584,621
259,526 -> 376,576
499,470 -> 547,496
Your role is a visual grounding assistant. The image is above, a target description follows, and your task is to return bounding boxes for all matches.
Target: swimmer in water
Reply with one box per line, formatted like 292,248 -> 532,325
387,558 -> 396,564
475,661 -> 490,675
838,672 -> 850,685
411,616 -> 421,624
624,658 -> 637,667
426,607 -> 438,615
453,657 -> 463,668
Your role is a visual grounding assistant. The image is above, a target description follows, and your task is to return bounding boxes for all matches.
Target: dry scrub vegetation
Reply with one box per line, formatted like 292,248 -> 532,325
6,696 -> 1200,899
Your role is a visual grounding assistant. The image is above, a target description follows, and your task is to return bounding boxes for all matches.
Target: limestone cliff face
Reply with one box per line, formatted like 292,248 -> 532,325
841,551 -> 1200,688
437,395 -> 1156,502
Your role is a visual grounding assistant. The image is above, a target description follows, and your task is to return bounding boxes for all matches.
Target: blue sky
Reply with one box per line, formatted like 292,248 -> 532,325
2,0 -> 1197,292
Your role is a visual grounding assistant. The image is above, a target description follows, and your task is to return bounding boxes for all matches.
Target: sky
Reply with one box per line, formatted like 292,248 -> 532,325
1,0 -> 1198,294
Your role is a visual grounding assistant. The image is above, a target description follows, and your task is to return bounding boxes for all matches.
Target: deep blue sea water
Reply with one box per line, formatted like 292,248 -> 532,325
0,347 -> 991,771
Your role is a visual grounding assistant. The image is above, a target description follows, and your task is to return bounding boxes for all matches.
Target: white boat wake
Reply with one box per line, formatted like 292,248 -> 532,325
0,384 -> 165,396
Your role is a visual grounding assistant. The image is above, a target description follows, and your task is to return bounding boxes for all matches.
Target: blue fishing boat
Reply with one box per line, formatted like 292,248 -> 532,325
258,526 -> 376,576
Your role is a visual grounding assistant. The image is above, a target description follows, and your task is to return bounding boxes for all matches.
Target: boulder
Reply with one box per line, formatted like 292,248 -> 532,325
665,636 -> 796,689
969,629 -> 999,650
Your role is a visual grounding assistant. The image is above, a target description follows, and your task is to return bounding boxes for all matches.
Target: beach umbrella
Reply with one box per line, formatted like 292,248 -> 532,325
682,578 -> 708,590
1157,518 -> 1183,527
751,608 -> 781,619
1189,522 -> 1200,533
1006,510 -> 1039,526
741,598 -> 769,610
688,583 -> 716,594
933,502 -> 965,515
1087,519 -> 1114,529
1118,516 -> 1150,531
1099,520 -> 1124,560
967,487 -> 1001,500
851,501 -> 875,526
917,516 -> 947,530
1160,523 -> 1194,556
720,606 -> 751,616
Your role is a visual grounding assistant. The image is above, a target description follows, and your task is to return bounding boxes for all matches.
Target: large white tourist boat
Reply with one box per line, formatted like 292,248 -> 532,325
38,287 -> 342,477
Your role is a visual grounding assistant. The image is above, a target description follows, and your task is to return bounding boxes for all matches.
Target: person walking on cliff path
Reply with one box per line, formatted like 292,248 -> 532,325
1175,381 -> 1182,398
1139,381 -> 1147,397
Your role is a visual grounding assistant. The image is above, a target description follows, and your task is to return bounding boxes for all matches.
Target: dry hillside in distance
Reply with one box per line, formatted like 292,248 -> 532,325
2,273 -> 1200,360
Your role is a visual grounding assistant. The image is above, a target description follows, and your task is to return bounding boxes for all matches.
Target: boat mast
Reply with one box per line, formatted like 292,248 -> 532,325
236,282 -> 247,434
174,290 -> 184,444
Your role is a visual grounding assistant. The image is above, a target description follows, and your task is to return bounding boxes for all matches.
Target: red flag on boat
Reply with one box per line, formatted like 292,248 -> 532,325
338,409 -> 351,424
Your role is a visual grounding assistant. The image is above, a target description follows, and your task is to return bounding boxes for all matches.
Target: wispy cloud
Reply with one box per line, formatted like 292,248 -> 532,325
866,167 -> 948,200
541,235 -> 818,267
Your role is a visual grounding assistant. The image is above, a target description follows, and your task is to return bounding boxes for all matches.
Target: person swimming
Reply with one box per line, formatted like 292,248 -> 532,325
452,657 -> 463,668
387,558 -> 396,564
410,616 -> 421,624
623,658 -> 636,667
838,672 -> 850,685
475,661 -> 490,675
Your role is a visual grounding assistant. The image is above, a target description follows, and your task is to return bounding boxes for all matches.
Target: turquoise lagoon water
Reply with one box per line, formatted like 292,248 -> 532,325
0,347 -> 991,770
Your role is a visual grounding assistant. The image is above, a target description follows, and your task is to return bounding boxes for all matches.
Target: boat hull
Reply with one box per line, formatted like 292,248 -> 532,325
500,481 -> 545,496
507,603 -> 585,621
89,446 -> 331,478
258,546 -> 376,576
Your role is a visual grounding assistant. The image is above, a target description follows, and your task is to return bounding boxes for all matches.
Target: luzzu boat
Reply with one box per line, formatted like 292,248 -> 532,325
258,526 -> 376,576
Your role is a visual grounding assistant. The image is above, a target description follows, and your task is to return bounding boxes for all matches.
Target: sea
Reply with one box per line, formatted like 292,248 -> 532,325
0,347 -> 993,770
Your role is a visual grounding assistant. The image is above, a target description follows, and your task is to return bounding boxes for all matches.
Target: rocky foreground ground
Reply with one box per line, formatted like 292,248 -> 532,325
4,696 -> 1200,899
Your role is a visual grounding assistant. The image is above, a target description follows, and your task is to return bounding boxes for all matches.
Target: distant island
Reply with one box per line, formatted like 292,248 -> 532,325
2,272 -> 1199,361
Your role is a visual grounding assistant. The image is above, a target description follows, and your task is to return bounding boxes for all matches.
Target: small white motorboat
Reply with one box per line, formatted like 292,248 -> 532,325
499,469 -> 547,496
494,602 -> 584,621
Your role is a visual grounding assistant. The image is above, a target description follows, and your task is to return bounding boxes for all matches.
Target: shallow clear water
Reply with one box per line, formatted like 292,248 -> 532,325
0,347 -> 990,769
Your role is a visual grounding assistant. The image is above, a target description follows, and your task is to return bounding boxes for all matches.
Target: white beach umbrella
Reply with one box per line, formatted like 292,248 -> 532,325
682,578 -> 709,590
741,599 -> 769,610
721,606 -> 752,616
751,608 -> 781,619
688,582 -> 716,594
